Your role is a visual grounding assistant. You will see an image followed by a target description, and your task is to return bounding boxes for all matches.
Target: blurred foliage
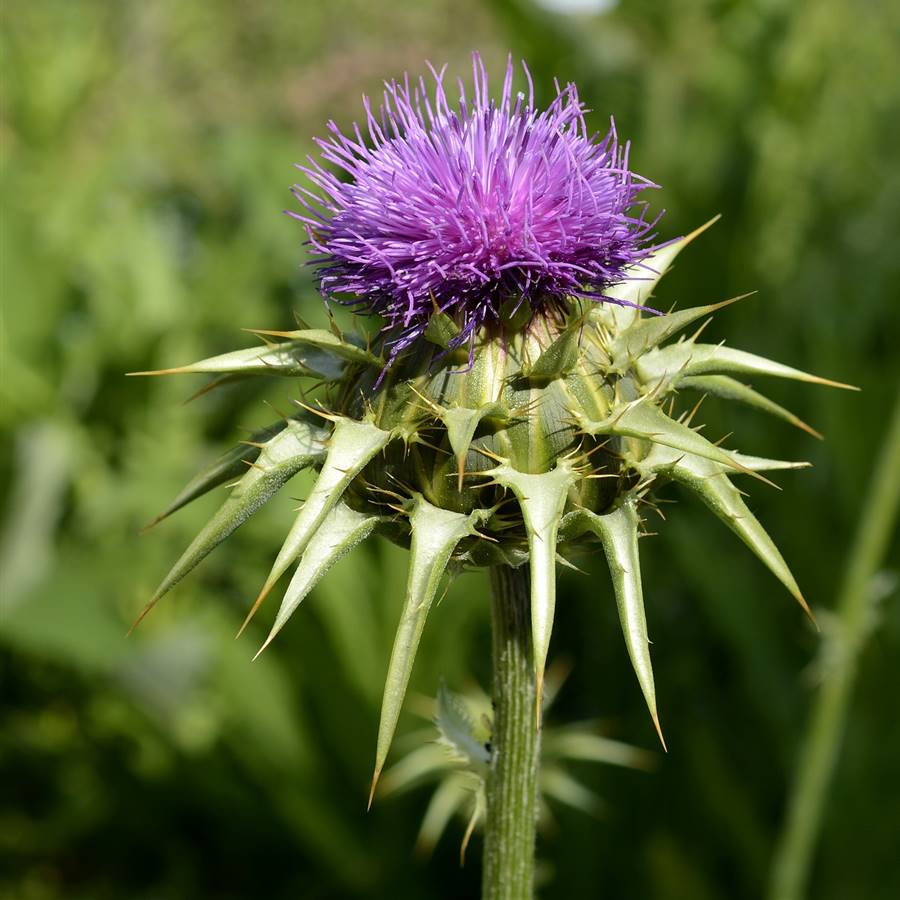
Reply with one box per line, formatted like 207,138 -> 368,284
1,1 -> 898,898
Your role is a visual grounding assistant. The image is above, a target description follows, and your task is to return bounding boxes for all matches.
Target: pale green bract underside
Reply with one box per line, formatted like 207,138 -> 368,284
378,680 -> 652,858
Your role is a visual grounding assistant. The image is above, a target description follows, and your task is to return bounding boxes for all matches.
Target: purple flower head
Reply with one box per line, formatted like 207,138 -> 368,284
290,53 -> 660,363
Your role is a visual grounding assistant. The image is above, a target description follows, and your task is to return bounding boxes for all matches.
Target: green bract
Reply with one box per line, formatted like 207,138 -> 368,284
134,220 -> 854,789
379,679 -> 652,860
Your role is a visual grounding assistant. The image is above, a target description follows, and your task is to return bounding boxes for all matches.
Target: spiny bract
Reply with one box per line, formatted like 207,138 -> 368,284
132,222 -> 852,778
132,57 -> 854,793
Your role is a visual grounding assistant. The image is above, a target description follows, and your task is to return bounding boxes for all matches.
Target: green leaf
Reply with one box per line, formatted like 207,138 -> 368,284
253,418 -> 392,610
635,341 -> 857,391
250,500 -> 380,650
416,773 -> 477,855
568,500 -> 665,748
129,338 -> 345,381
639,443 -> 812,619
490,461 -> 578,717
677,374 -> 823,439
377,743 -> 457,796
132,419 -> 329,630
544,726 -> 654,769
540,767 -> 602,816
371,498 -> 484,799
144,419 -> 290,529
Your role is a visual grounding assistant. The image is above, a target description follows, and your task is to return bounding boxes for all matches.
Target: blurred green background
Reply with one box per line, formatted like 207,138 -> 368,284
2,1 -> 899,898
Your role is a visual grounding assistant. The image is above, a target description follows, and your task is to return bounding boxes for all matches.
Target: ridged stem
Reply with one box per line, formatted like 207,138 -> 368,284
768,386 -> 900,900
482,564 -> 540,900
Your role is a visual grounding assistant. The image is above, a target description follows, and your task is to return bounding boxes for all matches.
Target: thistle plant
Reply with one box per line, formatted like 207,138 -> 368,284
133,54 -> 853,899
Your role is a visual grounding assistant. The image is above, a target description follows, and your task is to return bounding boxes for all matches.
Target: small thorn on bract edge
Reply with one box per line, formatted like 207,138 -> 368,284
294,400 -> 339,422
732,459 -> 779,490
182,376 -> 231,405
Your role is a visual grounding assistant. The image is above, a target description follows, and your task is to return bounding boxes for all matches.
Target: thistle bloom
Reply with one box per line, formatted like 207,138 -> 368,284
289,54 -> 658,361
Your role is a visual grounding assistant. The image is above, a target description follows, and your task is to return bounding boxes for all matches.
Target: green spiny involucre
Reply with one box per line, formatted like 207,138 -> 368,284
133,55 -> 853,794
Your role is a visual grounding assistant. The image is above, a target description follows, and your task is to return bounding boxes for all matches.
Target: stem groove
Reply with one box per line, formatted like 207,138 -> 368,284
482,564 -> 540,900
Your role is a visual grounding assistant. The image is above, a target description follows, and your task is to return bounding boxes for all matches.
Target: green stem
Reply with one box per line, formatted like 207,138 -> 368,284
482,564 -> 540,900
768,386 -> 900,900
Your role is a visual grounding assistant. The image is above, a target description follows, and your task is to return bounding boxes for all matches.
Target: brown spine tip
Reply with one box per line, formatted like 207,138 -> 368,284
794,418 -> 825,441
459,810 -> 478,866
236,588 -> 269,638
652,712 -> 668,753
367,766 -> 383,811
138,515 -> 164,535
126,598 -> 158,637
251,632 -> 276,661
810,376 -> 860,391
796,591 -> 819,631
244,580 -> 277,648
125,367 -> 189,377
681,214 -> 723,245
